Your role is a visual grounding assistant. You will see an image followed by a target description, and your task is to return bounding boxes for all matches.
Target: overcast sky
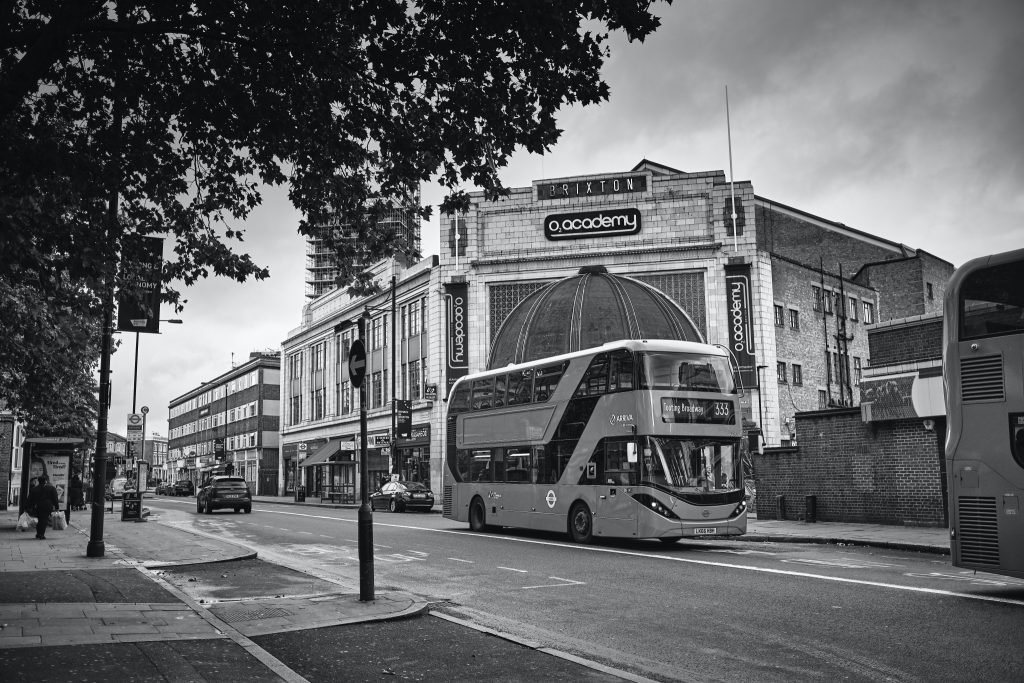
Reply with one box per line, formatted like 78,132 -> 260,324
113,0 -> 1023,441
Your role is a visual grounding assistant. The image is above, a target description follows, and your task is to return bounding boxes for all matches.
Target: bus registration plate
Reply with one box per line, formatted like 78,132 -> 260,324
694,527 -> 717,535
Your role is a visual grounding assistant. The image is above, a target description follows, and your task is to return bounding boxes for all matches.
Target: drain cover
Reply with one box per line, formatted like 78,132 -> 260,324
215,605 -> 292,623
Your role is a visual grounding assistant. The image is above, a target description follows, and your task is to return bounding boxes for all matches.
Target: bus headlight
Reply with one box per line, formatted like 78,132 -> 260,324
730,500 -> 746,518
632,494 -> 680,520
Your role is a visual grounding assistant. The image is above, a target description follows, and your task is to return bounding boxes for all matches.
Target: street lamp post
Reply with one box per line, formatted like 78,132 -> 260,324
128,319 -> 181,472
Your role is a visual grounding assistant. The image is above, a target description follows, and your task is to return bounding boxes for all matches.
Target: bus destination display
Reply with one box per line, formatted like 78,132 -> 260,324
660,397 -> 735,424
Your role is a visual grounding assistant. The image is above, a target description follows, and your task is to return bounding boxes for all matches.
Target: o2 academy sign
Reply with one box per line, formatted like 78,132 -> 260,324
544,208 -> 641,241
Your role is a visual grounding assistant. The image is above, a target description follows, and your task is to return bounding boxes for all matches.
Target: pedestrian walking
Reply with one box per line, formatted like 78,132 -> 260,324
27,474 -> 60,540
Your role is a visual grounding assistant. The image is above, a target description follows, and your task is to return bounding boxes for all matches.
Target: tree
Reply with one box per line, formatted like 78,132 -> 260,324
0,0 -> 670,425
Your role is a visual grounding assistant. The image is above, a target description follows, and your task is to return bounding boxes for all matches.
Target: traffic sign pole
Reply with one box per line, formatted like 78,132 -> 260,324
352,323 -> 374,602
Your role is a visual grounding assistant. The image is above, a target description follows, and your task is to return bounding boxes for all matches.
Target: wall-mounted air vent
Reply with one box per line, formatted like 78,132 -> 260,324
960,355 -> 1004,402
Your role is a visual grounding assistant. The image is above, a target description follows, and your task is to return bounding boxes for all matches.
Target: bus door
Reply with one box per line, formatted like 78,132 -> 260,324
591,440 -> 639,538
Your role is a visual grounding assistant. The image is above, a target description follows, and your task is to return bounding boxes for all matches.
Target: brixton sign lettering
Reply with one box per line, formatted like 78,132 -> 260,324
544,208 -> 641,241
537,174 -> 647,200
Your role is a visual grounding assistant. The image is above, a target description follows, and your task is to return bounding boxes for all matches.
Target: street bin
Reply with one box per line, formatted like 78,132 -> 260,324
295,486 -> 306,503
776,494 -> 786,520
805,494 -> 817,523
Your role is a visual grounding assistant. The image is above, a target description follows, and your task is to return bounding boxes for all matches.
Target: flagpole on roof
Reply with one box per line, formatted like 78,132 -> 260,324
726,85 -> 738,251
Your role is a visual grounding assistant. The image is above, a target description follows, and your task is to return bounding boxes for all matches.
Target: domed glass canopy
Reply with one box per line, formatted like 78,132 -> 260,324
487,266 -> 704,369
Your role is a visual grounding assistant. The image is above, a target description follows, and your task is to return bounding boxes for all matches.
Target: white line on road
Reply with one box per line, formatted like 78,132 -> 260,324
200,506 -> 1024,608
522,576 -> 586,590
448,558 -> 474,563
497,566 -> 528,573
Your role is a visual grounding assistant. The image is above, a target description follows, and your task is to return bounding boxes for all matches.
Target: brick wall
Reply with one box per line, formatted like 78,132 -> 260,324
751,409 -> 947,526
868,318 -> 944,367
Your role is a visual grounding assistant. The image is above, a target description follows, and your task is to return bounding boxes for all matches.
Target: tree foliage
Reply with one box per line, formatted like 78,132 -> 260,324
0,0 -> 669,428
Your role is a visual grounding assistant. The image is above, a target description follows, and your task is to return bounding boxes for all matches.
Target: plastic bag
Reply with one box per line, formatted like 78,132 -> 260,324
17,512 -> 37,531
50,512 -> 67,531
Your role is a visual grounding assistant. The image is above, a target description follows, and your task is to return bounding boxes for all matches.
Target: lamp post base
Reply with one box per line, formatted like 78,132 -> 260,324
86,540 -> 105,557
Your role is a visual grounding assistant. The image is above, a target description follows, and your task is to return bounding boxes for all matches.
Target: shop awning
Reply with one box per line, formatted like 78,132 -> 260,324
299,439 -> 355,468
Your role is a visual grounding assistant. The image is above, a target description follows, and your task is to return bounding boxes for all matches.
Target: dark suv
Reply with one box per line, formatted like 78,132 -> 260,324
197,476 -> 252,514
172,480 -> 195,496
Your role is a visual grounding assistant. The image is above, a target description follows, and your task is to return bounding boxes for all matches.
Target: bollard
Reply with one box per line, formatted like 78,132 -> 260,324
776,494 -> 786,520
805,494 -> 817,523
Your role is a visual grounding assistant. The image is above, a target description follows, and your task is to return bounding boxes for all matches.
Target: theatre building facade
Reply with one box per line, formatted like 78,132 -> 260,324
439,159 -> 952,450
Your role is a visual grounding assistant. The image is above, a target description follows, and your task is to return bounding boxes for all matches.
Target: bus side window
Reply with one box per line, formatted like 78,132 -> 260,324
534,362 -> 567,402
472,377 -> 494,410
505,449 -> 530,482
449,383 -> 471,414
470,449 -> 492,482
609,349 -> 634,391
507,370 -> 533,406
494,374 -> 507,407
575,353 -> 608,397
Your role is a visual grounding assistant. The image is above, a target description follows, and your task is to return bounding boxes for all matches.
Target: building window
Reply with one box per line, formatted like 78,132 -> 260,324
339,380 -> 352,414
927,282 -> 934,300
409,359 -> 421,401
288,352 -> 302,379
848,297 -> 858,322
777,361 -> 787,384
792,364 -> 803,386
863,301 -> 875,324
312,342 -> 325,371
818,390 -> 828,409
853,357 -> 862,384
826,351 -> 833,384
312,388 -> 324,420
774,304 -> 784,327
789,309 -> 800,330
289,395 -> 301,425
812,285 -> 822,312
823,290 -> 834,315
371,371 -> 383,408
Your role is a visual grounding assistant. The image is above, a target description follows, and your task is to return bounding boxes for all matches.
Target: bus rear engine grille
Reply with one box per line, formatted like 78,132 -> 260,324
443,485 -> 453,516
960,355 -> 1005,402
956,496 -> 999,566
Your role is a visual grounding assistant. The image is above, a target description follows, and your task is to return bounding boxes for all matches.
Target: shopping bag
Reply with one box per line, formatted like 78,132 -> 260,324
17,512 -> 37,531
51,512 -> 67,531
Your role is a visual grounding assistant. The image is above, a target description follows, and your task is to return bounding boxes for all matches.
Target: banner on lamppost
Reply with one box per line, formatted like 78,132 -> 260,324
116,236 -> 164,334
724,263 -> 757,390
445,282 -> 469,395
395,399 -> 412,439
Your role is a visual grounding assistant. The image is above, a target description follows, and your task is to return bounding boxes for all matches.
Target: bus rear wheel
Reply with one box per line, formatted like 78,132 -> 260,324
568,502 -> 593,543
469,498 -> 489,532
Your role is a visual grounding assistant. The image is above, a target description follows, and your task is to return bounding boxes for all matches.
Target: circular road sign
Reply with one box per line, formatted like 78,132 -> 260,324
348,339 -> 367,388
141,406 -> 149,414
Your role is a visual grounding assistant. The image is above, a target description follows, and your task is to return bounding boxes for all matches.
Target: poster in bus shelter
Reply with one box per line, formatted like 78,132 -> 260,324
26,452 -> 70,510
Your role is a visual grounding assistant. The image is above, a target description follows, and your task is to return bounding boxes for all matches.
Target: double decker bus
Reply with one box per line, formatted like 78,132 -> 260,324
442,339 -> 747,543
944,247 -> 1024,579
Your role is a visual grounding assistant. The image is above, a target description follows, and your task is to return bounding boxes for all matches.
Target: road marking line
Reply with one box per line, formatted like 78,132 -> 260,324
203,506 -> 1024,608
522,576 -> 585,590
448,558 -> 474,563
497,566 -> 528,573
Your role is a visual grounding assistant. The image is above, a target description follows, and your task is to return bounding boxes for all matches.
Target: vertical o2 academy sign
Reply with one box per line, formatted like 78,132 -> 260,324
544,208 -> 641,241
724,264 -> 757,389
445,283 -> 469,395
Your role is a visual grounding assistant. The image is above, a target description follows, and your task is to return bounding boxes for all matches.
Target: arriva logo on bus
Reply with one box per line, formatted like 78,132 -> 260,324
544,208 -> 642,241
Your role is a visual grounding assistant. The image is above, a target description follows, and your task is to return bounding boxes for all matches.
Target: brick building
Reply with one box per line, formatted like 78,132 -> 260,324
753,312 -> 948,525
168,351 -> 281,494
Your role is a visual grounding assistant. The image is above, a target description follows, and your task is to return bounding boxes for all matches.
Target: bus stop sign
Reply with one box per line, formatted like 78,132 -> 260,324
348,339 -> 367,388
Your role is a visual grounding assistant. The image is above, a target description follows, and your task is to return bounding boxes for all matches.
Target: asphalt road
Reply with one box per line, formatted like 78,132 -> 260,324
147,497 -> 1024,682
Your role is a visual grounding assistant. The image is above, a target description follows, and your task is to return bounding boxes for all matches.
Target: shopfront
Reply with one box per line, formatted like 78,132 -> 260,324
395,424 -> 430,484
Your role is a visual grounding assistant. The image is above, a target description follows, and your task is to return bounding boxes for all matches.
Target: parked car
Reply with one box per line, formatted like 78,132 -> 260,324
172,480 -> 195,497
196,475 -> 252,514
154,483 -> 171,495
370,481 -> 434,512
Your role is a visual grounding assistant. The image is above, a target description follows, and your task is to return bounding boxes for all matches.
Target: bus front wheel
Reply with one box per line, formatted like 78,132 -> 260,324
569,502 -> 593,543
469,498 -> 489,532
